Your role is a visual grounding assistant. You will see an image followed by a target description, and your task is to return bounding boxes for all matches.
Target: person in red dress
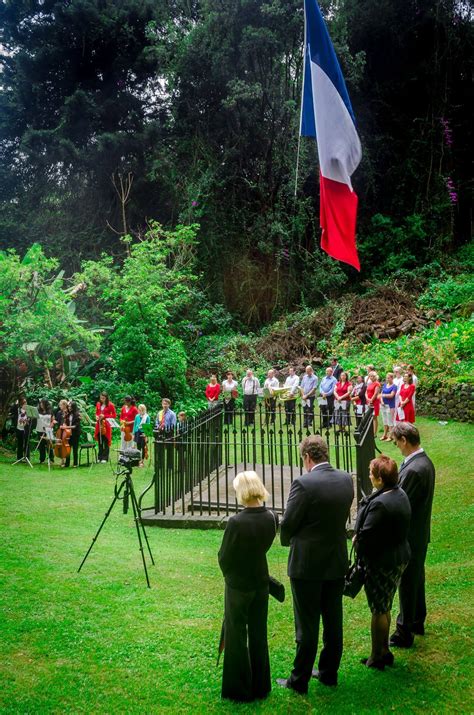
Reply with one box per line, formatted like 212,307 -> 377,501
205,374 -> 221,409
94,392 -> 117,463
366,371 -> 381,435
119,396 -> 139,450
396,373 -> 416,423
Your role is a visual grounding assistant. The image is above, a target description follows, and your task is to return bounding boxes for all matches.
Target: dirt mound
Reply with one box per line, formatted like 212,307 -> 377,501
241,286 -> 429,369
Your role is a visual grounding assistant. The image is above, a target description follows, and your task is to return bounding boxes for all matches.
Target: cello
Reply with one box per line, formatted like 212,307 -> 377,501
54,424 -> 72,461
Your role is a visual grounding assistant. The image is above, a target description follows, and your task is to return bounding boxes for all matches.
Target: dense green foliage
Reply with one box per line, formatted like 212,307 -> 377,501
0,244 -> 100,426
1,418 -> 473,712
1,0 -> 472,323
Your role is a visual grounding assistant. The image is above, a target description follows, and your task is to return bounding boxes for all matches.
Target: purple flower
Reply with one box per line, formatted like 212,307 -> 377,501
191,200 -> 199,207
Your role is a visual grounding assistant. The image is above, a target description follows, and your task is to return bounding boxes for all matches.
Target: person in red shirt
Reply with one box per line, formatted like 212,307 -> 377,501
334,371 -> 352,430
94,392 -> 117,463
119,396 -> 139,450
396,373 -> 416,423
205,374 -> 221,409
366,371 -> 381,435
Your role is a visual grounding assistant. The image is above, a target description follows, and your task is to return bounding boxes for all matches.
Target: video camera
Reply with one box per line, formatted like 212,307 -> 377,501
118,448 -> 142,469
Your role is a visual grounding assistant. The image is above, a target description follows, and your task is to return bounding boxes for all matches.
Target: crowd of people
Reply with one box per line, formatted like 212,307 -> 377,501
204,360 -> 419,434
10,359 -> 418,467
10,392 -> 186,468
218,425 -> 435,702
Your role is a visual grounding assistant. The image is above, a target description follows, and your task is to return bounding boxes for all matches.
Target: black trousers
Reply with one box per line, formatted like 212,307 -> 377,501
38,435 -> 54,463
395,545 -> 428,636
223,399 -> 235,425
97,433 -> 110,461
303,396 -> 315,428
243,395 -> 257,426
222,584 -> 271,702
65,436 -> 80,467
289,578 -> 344,693
264,398 -> 276,424
284,399 -> 296,425
16,428 -> 30,460
320,395 -> 335,429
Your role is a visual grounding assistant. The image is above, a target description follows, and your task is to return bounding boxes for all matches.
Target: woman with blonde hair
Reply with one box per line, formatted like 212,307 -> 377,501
218,471 -> 277,702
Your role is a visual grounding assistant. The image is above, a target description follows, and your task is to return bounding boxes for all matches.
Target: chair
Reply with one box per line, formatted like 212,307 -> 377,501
79,442 -> 98,467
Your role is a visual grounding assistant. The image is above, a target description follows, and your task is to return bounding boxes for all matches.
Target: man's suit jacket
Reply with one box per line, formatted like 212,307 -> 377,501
398,451 -> 435,552
280,464 -> 354,580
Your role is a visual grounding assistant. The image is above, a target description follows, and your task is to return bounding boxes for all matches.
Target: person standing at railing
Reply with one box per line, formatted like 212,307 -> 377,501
319,367 -> 337,429
242,369 -> 260,427
221,371 -> 238,425
334,372 -> 352,432
283,366 -> 300,426
300,365 -> 318,429
380,373 -> 397,441
133,404 -> 150,466
366,371 -> 381,435
351,374 -> 367,426
396,373 -> 416,424
155,398 -> 177,432
263,369 -> 279,425
205,374 -> 221,409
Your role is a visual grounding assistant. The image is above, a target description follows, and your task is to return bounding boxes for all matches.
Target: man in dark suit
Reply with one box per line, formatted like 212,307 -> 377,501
390,423 -> 435,648
276,435 -> 353,693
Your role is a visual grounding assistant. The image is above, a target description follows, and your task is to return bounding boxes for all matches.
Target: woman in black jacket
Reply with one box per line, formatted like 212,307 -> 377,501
65,401 -> 81,468
354,455 -> 411,670
218,471 -> 277,702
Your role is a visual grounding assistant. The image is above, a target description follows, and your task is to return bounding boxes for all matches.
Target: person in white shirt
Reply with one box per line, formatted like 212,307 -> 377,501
393,366 -> 404,395
242,369 -> 260,426
222,371 -> 238,425
264,369 -> 279,424
284,366 -> 300,426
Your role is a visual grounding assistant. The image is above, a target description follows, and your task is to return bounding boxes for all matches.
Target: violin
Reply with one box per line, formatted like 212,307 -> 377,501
120,419 -> 133,442
99,414 -> 107,437
54,424 -> 72,460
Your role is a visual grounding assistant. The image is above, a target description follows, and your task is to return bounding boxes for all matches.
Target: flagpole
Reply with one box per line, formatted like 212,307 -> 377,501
295,2 -> 307,198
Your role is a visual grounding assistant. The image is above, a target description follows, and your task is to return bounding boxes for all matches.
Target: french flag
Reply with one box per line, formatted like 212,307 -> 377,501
301,0 -> 362,271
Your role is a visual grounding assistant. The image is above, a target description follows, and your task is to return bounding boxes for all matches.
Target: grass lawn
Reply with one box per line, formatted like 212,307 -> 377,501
1,417 -> 473,714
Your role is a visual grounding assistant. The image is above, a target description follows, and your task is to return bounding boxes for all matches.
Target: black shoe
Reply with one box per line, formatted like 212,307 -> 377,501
276,678 -> 307,695
360,652 -> 394,667
389,632 -> 414,648
360,658 -> 385,670
311,670 -> 338,686
412,624 -> 425,635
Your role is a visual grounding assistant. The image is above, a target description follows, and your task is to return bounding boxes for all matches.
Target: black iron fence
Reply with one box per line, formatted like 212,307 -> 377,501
139,401 -> 376,523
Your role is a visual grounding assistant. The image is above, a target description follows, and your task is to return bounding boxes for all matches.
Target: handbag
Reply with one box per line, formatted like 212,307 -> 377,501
343,546 -> 365,599
269,511 -> 285,603
269,575 -> 285,602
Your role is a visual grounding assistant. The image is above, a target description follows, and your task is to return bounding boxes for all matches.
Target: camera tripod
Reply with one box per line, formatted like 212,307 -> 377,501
77,464 -> 155,587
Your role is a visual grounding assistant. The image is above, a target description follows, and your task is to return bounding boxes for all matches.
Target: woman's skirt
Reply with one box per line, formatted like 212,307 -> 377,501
364,563 -> 407,615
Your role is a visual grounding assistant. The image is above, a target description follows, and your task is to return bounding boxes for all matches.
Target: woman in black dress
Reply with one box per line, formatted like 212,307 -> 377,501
354,455 -> 411,669
65,401 -> 81,468
218,471 -> 277,702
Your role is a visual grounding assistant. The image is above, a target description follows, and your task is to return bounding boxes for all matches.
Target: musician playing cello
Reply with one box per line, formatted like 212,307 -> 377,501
94,391 -> 117,463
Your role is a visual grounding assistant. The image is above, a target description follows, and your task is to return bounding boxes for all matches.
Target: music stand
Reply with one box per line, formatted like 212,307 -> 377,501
12,405 -> 37,468
34,425 -> 55,471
